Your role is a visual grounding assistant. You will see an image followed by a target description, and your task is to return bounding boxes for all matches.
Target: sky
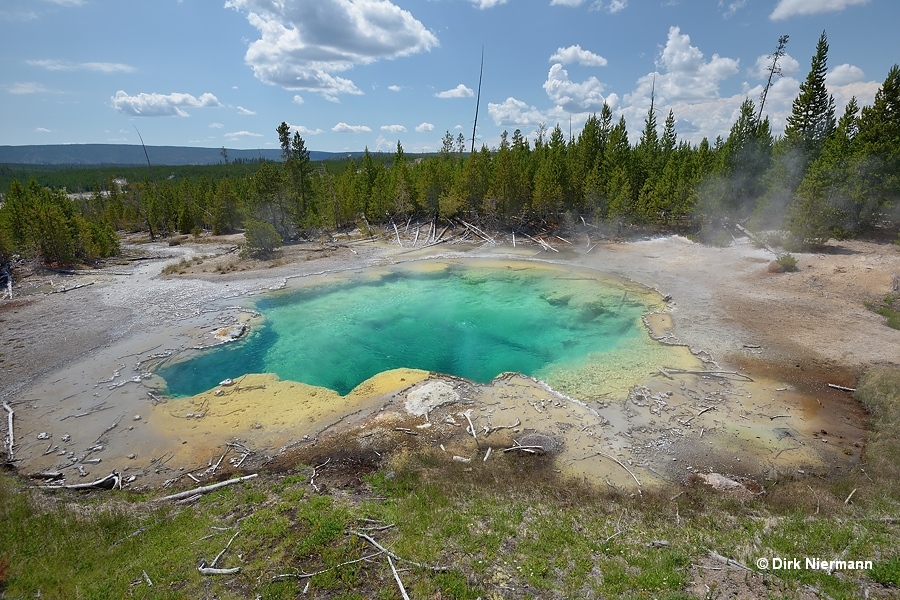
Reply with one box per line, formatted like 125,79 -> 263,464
1,0 -> 897,154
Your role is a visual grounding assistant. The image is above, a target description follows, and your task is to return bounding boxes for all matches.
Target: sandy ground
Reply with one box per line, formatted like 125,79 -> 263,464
1,230 -> 898,495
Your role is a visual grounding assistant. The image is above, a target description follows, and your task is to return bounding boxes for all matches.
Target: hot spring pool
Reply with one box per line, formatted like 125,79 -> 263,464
158,260 -> 674,398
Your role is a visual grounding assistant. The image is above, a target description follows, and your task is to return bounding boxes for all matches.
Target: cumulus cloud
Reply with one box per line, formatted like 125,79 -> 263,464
550,0 -> 584,6
487,97 -> 548,128
289,124 -> 324,135
543,64 -> 608,112
292,95 -> 304,104
827,63 -> 865,86
210,122 -> 224,128
111,90 -> 221,117
771,0 -> 868,20
435,84 -> 474,98
381,124 -> 407,133
415,122 -> 435,132
27,59 -> 135,73
388,85 -> 402,92
332,122 -> 372,133
549,44 -> 607,67
226,0 -> 438,100
750,53 -> 801,79
236,106 -> 256,115
626,26 -> 739,106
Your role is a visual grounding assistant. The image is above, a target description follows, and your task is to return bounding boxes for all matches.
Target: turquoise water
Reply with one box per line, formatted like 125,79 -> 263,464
158,262 -> 655,397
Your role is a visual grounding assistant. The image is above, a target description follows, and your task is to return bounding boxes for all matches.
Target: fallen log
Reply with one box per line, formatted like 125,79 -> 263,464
158,473 -> 258,502
39,471 -> 121,491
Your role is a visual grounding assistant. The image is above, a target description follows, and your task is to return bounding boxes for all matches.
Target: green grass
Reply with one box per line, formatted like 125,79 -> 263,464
1,370 -> 899,598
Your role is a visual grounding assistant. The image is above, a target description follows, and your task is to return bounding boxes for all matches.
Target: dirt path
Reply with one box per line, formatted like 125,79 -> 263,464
1,233 -> 897,491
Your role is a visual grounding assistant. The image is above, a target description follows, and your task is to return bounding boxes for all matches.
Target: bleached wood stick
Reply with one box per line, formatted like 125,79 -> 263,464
387,555 -> 411,600
595,451 -> 642,488
2,402 -> 13,461
158,474 -> 258,502
211,531 -> 240,568
352,531 -> 449,571
827,383 -> 856,392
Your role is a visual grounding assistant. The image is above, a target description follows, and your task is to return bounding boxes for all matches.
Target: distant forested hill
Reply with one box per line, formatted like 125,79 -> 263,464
0,144 -> 354,165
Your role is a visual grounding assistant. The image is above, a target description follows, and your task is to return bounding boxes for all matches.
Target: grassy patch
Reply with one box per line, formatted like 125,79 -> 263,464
865,294 -> 900,329
1,371 -> 899,597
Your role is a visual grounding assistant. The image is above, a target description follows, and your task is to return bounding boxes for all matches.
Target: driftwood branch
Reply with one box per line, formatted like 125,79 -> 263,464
827,383 -> 856,392
39,471 -> 121,491
708,550 -> 753,572
387,555 -> 411,600
273,550 -> 385,582
594,451 -> 642,488
158,474 -> 258,502
3,402 -> 13,461
352,531 -> 449,572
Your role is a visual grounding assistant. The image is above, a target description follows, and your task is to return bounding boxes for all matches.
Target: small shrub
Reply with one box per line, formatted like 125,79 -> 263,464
775,253 -> 798,272
242,220 -> 282,257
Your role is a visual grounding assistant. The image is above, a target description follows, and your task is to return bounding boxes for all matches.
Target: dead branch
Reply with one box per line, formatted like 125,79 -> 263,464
49,281 -> 95,294
198,562 -> 240,576
211,531 -> 240,568
158,473 -> 258,502
827,383 -> 856,392
352,531 -> 450,571
142,570 -> 153,587
39,471 -> 121,491
502,445 -> 545,454
662,368 -> 754,381
387,555 -> 411,600
3,402 -> 13,461
273,550 -> 385,582
594,451 -> 642,488
460,410 -> 479,449
483,418 -> 520,435
844,488 -> 857,504
708,550 -> 753,572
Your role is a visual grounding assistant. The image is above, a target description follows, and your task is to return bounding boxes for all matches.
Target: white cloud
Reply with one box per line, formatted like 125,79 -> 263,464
827,64 -> 865,86
225,130 -> 264,139
770,0 -> 868,20
111,90 -> 221,117
551,0 -> 584,6
332,122 -> 372,133
719,0 -> 747,18
35,127 -> 52,133
750,53 -> 801,79
591,0 -> 627,13
6,82 -> 53,94
630,26 -> 739,105
543,63 -> 608,112
469,0 -> 508,7
210,122 -> 224,128
388,85 -> 402,92
226,0 -> 438,100
487,97 -> 548,128
292,95 -> 304,104
27,59 -> 135,73
381,124 -> 407,133
435,84 -> 474,98
549,44 -> 607,67
288,124 -> 324,135
44,0 -> 85,5
415,122 -> 435,132
236,106 -> 256,115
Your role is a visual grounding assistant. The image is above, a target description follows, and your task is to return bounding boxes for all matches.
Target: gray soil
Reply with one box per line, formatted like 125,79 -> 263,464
1,232 -> 898,497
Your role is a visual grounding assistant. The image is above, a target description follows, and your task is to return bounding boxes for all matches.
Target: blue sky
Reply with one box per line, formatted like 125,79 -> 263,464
1,0 -> 896,154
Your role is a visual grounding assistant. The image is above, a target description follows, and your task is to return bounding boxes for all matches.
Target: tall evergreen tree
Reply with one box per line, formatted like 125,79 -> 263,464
784,31 -> 836,159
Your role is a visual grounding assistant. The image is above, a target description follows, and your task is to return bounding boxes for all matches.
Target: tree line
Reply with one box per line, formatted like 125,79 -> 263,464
1,32 -> 898,265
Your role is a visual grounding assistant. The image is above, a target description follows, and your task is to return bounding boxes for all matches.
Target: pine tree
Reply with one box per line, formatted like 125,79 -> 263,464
784,31 -> 836,160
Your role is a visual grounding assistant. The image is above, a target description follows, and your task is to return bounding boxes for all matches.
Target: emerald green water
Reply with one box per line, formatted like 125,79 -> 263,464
159,261 -> 661,397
